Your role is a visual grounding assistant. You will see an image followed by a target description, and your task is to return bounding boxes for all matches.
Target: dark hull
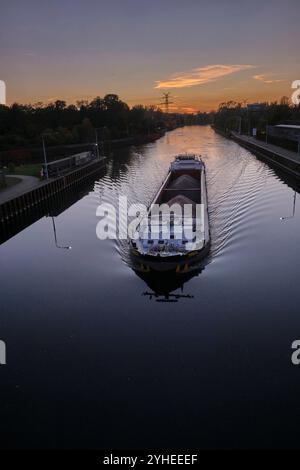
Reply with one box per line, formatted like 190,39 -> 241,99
135,260 -> 208,302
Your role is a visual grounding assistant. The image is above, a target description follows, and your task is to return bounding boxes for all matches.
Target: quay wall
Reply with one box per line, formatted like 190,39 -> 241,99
211,126 -> 300,179
0,159 -> 105,224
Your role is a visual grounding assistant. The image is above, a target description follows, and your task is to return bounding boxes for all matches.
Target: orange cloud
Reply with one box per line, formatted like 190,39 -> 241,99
253,74 -> 283,84
155,64 -> 254,89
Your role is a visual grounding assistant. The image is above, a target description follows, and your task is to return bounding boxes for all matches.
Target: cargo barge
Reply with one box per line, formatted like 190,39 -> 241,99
131,155 -> 210,273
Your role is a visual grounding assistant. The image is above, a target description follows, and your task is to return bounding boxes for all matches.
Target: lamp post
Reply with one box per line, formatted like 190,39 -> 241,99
280,191 -> 297,221
42,135 -> 49,179
42,131 -> 59,178
94,127 -> 108,159
237,116 -> 242,134
51,217 -> 72,250
95,128 -> 100,159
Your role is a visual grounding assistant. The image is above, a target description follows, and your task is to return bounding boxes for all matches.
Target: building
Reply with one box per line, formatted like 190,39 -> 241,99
247,103 -> 266,112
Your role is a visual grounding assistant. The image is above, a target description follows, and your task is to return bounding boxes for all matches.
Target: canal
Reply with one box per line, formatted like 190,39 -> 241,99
1,125 -> 300,448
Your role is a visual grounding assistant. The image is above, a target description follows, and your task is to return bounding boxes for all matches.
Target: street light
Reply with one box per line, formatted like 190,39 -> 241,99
94,128 -> 100,159
51,217 -> 72,250
280,191 -> 297,221
237,116 -> 242,134
42,135 -> 49,179
94,127 -> 108,159
42,131 -> 59,179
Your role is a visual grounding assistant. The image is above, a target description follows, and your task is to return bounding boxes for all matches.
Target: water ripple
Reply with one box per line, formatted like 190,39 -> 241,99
91,126 -> 285,272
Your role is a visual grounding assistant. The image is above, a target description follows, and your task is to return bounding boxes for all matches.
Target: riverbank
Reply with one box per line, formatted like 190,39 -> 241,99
0,129 -> 167,224
212,126 -> 300,179
0,157 -> 106,223
0,130 -> 166,167
0,175 -> 41,204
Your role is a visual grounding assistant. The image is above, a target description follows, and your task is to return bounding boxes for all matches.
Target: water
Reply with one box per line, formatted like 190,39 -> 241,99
1,126 -> 300,448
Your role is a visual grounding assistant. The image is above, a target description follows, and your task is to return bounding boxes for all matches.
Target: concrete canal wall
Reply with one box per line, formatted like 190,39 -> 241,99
0,158 -> 105,224
230,132 -> 300,179
212,126 -> 300,179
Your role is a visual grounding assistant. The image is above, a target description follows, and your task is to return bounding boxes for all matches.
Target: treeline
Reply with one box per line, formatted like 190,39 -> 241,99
195,112 -> 215,125
0,94 -> 191,151
214,98 -> 300,136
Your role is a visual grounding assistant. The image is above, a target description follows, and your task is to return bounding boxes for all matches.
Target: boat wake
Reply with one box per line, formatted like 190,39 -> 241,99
92,126 -> 280,295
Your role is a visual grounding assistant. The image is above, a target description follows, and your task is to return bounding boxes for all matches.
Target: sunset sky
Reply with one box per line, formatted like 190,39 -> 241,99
1,0 -> 299,112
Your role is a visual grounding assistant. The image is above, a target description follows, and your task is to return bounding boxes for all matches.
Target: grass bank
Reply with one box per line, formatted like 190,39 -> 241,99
6,163 -> 41,178
0,176 -> 22,191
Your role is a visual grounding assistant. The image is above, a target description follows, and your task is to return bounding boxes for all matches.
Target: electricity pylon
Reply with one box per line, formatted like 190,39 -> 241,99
160,92 -> 173,113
